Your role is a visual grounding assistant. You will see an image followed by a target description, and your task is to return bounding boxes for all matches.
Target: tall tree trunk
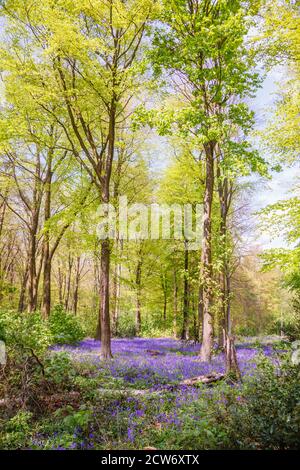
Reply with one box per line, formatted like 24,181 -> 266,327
28,225 -> 38,312
173,267 -> 178,338
163,291 -> 167,322
18,262 -> 29,313
135,259 -> 142,336
42,252 -> 51,318
113,259 -> 121,336
28,152 -> 42,313
181,241 -> 189,340
72,256 -> 81,316
65,253 -> 73,311
217,161 -> 233,349
198,285 -> 203,342
160,271 -> 168,325
218,272 -> 226,349
94,252 -> 101,340
57,262 -> 64,305
199,142 -> 215,361
112,239 -> 122,336
97,98 -> 116,358
0,196 -> 7,241
226,273 -> 231,335
42,149 -> 53,318
99,238 -> 112,358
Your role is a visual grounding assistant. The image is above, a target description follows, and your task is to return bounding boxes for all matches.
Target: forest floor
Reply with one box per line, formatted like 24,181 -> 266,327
24,335 -> 284,450
52,336 -> 280,388
3,336 -> 288,450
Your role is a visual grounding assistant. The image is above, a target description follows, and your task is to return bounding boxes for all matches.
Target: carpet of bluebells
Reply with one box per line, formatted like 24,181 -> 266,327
52,337 -> 275,388
28,337 -> 284,450
2,334 -> 296,450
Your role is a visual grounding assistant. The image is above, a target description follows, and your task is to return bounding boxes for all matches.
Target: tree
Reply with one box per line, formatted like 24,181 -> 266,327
1,0 -> 156,357
257,0 -> 300,338
259,0 -> 300,161
150,0 -> 262,360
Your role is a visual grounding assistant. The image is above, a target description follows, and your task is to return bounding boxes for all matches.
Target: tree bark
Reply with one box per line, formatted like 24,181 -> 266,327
42,149 -> 53,318
173,267 -> 178,338
28,152 -> 42,313
181,241 -> 189,340
72,256 -> 81,316
163,290 -> 167,322
198,285 -> 203,342
18,262 -> 29,313
199,142 -> 215,361
99,239 -> 112,358
135,259 -> 142,336
64,253 -> 73,312
112,239 -> 122,336
28,224 -> 39,312
225,334 -> 241,381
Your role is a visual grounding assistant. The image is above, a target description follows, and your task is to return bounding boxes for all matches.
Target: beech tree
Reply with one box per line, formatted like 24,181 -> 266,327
1,0 -> 156,357
150,0 -> 263,360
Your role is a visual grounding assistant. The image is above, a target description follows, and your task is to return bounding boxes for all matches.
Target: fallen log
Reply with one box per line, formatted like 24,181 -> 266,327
180,372 -> 225,386
146,349 -> 164,356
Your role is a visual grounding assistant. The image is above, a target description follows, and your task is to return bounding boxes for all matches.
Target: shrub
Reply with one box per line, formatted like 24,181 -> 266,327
116,314 -> 136,338
141,314 -> 173,338
0,310 -> 52,355
217,354 -> 300,449
49,305 -> 85,345
234,325 -> 257,337
278,299 -> 300,341
0,411 -> 33,449
44,352 -> 76,387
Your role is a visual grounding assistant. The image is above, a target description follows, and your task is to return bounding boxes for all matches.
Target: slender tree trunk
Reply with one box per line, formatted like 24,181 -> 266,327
97,96 -> 116,358
65,253 -> 73,311
93,253 -> 100,317
181,241 -> 189,340
0,197 -> 7,241
72,256 -> 81,316
42,253 -> 51,318
199,142 -> 215,361
226,273 -> 231,335
57,262 -> 64,305
225,334 -> 241,381
28,152 -> 42,313
112,238 -> 122,336
218,272 -> 226,349
217,162 -> 233,349
18,262 -> 29,313
160,271 -> 168,325
192,294 -> 198,342
42,150 -> 53,318
173,267 -> 178,338
99,238 -> 112,358
198,285 -> 203,342
113,260 -> 121,336
135,259 -> 142,336
0,193 -> 8,304
163,292 -> 167,322
28,225 -> 38,312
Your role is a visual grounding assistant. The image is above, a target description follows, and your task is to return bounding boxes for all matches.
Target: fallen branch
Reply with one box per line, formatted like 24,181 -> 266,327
180,372 -> 225,386
146,350 -> 164,356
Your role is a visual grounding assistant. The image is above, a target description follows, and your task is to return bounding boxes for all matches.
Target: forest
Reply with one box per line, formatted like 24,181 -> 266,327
0,0 -> 299,453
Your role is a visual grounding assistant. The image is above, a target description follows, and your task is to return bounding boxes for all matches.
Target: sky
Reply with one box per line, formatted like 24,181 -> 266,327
249,67 -> 298,250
